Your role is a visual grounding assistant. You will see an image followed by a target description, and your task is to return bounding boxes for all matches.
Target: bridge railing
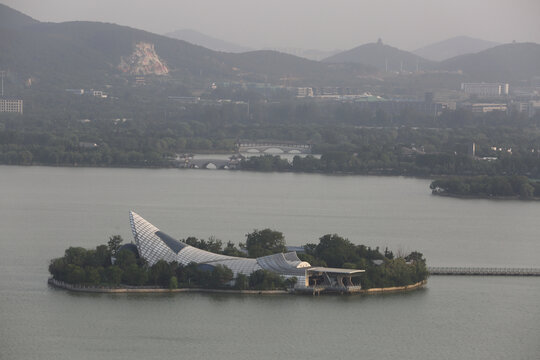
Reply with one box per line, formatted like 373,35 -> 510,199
428,267 -> 540,276
237,142 -> 312,149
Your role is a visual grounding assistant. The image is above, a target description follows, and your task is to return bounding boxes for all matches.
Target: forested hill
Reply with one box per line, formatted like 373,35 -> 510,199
324,38 -> 540,83
221,50 -> 375,85
437,42 -> 540,82
2,3 -> 539,90
322,41 -> 433,72
0,4 -> 374,90
413,36 -> 499,62
0,3 -> 39,29
0,21 -> 231,86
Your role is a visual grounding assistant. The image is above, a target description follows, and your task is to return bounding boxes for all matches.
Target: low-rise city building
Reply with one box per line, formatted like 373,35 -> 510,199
467,103 -> 508,113
296,87 -> 314,97
65,89 -> 85,95
461,83 -> 509,97
514,100 -> 540,117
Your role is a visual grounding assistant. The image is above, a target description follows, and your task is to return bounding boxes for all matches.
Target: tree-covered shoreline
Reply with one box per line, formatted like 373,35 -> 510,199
3,101 -> 540,178
430,175 -> 540,200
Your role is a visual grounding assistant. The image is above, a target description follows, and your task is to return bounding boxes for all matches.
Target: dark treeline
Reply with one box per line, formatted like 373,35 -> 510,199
242,151 -> 540,178
3,97 -> 540,176
430,175 -> 540,199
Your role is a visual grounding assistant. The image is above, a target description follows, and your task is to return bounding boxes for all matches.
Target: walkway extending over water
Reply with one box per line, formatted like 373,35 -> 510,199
428,267 -> 540,276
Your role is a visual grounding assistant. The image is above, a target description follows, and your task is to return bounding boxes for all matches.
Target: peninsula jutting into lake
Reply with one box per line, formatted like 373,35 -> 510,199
48,211 -> 428,294
430,175 -> 540,200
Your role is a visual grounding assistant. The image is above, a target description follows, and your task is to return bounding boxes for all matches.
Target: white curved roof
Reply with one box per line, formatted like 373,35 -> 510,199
129,211 -> 310,277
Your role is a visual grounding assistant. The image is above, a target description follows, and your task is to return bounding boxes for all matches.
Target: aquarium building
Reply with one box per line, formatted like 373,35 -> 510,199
129,211 -> 364,290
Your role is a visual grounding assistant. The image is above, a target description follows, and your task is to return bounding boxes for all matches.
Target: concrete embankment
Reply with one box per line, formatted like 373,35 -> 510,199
48,278 -> 288,295
48,278 -> 427,295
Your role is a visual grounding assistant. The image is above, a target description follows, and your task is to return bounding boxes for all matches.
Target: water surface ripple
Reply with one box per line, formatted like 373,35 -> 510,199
0,166 -> 538,359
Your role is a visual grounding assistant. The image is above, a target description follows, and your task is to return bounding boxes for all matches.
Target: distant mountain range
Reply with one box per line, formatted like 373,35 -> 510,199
0,4 -> 373,89
165,29 -> 341,61
1,3 -> 539,90
260,47 -> 342,61
0,2 -> 38,29
322,38 -> 540,83
413,36 -> 500,61
322,39 -> 433,72
165,29 -> 252,53
437,42 -> 540,82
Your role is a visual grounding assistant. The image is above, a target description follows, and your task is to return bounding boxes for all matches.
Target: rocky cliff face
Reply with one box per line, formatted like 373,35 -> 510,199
118,42 -> 169,75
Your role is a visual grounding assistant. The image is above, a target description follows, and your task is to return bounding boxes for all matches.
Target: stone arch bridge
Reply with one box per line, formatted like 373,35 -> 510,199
237,141 -> 312,154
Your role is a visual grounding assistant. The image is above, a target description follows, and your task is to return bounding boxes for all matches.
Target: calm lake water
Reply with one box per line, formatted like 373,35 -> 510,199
1,166 -> 539,359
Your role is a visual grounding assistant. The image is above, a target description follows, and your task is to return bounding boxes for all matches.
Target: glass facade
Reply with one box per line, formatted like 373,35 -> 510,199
129,211 -> 309,284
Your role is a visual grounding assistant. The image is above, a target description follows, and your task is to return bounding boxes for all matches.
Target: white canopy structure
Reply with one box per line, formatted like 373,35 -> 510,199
129,211 -> 365,292
129,211 -> 309,283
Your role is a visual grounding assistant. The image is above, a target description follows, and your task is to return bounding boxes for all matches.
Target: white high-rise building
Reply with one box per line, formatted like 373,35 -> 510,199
297,87 -> 314,97
0,99 -> 23,114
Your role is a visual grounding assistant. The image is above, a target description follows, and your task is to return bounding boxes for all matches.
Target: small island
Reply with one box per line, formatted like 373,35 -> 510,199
430,175 -> 540,200
48,212 -> 428,295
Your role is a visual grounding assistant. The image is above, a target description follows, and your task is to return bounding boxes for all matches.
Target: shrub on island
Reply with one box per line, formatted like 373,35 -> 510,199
299,234 -> 428,289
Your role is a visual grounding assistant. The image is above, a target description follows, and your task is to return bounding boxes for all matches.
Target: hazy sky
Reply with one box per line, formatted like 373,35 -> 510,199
4,0 -> 540,51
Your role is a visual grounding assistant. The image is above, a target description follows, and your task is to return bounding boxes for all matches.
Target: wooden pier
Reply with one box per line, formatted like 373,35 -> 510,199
428,267 -> 540,276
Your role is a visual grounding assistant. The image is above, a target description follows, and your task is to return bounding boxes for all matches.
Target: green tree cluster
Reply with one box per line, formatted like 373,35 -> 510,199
299,234 -> 428,289
248,270 -> 286,290
4,99 -> 540,178
243,229 -> 287,257
181,236 -> 245,257
49,239 -> 120,286
430,175 -> 540,199
240,155 -> 290,172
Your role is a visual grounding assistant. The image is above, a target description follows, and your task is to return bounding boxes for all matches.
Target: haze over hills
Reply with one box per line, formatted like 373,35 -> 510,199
300,49 -> 342,61
0,3 -> 374,90
263,47 -> 343,61
0,18 -> 232,87
0,2 -> 38,29
165,29 -> 341,61
322,40 -> 433,72
414,36 -> 500,61
437,42 -> 540,82
220,50 -> 373,85
323,37 -> 540,83
165,29 -> 252,53
262,47 -> 342,61
1,2 -> 540,93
